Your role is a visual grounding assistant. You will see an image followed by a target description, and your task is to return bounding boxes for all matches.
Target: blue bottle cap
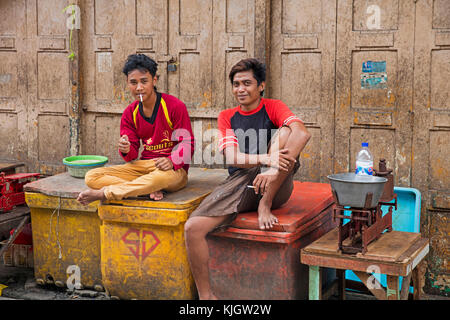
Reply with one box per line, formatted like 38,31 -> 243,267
362,142 -> 368,147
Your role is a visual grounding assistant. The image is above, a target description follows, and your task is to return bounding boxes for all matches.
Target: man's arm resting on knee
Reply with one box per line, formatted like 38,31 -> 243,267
221,122 -> 310,171
223,146 -> 268,169
223,144 -> 297,172
251,122 -> 310,195
283,121 -> 311,159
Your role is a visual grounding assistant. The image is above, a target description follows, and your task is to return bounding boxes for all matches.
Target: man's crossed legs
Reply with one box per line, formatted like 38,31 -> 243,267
77,160 -> 187,205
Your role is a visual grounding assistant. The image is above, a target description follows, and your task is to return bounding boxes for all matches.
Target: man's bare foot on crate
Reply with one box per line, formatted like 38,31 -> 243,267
257,201 -> 279,230
77,188 -> 106,205
149,190 -> 164,201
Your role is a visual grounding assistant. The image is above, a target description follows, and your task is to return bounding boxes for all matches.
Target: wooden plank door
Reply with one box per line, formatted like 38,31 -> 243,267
0,0 -> 28,168
167,0 -> 264,167
268,0 -> 337,182
26,0 -> 74,174
80,0 -> 172,164
413,0 -> 450,294
335,0 -> 415,187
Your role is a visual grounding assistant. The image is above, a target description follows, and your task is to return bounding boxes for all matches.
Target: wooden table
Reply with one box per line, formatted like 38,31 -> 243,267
0,162 -> 25,175
300,228 -> 429,300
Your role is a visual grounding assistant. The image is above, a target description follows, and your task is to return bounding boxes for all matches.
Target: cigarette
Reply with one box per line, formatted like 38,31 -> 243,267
139,94 -> 143,102
247,185 -> 255,189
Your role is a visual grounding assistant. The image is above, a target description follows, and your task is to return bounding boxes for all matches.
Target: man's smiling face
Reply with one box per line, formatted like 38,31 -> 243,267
232,70 -> 265,109
127,69 -> 157,103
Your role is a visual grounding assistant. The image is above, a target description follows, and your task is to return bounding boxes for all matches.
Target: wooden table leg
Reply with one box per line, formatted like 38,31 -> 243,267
336,269 -> 346,300
412,262 -> 423,300
400,273 -> 412,300
354,270 -> 387,300
386,275 -> 400,300
309,265 -> 322,300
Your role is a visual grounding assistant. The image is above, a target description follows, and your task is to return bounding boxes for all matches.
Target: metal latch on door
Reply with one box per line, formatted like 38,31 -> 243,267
156,55 -> 178,72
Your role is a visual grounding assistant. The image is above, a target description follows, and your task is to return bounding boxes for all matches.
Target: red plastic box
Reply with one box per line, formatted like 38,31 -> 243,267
207,181 -> 337,300
10,223 -> 33,245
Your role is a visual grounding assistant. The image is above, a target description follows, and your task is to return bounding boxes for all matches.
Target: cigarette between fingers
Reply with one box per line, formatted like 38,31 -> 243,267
247,185 -> 256,189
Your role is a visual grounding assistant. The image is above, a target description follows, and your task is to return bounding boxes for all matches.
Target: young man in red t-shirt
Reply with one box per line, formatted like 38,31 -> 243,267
77,54 -> 194,205
184,58 -> 311,299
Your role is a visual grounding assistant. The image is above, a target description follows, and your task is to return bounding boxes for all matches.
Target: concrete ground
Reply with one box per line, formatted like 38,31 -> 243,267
1,264 -> 448,301
0,264 -> 110,300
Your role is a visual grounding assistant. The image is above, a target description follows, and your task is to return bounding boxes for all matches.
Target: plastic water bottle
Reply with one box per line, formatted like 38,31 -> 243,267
355,142 -> 373,175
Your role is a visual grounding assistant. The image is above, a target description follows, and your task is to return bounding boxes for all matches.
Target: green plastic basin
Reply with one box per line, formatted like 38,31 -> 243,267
63,155 -> 108,178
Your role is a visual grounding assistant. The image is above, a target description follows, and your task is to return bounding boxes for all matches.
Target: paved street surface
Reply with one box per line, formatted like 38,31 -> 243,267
0,264 -> 110,300
1,264 -> 448,301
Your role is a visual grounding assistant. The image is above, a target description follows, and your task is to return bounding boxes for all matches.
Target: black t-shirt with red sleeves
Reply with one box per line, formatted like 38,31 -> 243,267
218,98 -> 303,175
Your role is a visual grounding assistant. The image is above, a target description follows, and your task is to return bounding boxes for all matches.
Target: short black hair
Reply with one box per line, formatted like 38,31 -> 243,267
229,58 -> 266,96
122,53 -> 158,77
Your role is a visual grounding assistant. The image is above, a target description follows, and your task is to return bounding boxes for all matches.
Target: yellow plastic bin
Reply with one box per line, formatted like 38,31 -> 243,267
24,173 -> 103,290
98,168 -> 228,300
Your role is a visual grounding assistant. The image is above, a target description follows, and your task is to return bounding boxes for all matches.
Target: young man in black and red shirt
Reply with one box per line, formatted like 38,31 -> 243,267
184,58 -> 311,300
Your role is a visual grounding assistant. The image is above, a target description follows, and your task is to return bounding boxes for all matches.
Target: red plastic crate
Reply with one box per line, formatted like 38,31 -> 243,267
10,223 -> 33,245
0,173 -> 40,212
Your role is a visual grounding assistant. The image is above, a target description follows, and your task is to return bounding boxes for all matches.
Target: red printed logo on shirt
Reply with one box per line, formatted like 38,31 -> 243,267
161,130 -> 171,142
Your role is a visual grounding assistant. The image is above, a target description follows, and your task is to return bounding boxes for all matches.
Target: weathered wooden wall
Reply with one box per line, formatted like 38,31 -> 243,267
0,0 -> 448,296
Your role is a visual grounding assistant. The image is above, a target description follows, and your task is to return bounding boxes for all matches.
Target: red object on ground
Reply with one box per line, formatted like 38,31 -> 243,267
0,172 -> 40,212
10,222 -> 33,245
207,181 -> 338,300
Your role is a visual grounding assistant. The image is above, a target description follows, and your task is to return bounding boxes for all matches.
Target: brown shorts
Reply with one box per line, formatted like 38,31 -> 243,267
189,161 -> 300,222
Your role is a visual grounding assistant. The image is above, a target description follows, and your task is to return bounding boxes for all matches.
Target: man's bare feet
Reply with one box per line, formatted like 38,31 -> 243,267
149,190 -> 164,201
77,188 -> 106,205
257,202 -> 278,230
